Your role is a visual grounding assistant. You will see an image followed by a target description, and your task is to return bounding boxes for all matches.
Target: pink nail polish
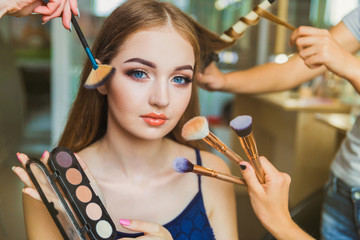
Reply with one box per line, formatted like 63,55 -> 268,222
119,219 -> 130,226
16,153 -> 21,163
41,151 -> 47,159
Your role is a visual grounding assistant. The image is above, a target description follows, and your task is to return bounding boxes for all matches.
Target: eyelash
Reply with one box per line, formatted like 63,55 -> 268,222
124,69 -> 193,86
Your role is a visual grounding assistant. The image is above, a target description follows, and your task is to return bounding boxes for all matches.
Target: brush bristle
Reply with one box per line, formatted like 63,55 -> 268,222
84,64 -> 116,89
230,115 -> 253,137
182,116 -> 209,141
172,157 -> 194,173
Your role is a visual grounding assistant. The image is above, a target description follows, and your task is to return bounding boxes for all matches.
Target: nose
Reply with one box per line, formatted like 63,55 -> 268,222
149,80 -> 169,108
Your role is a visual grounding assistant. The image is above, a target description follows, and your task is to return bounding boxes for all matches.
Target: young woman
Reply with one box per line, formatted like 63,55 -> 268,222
13,0 -> 313,239
14,0 -> 236,239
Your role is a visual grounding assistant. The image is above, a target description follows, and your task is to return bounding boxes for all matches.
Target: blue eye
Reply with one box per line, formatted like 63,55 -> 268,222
132,71 -> 146,79
125,69 -> 148,80
172,76 -> 192,85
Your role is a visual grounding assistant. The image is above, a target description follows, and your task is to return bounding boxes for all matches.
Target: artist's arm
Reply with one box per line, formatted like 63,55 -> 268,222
292,25 -> 360,93
240,157 -> 314,240
201,151 -> 238,240
198,22 -> 358,94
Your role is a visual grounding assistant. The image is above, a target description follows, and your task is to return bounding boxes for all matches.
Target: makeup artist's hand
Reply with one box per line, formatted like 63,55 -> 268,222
197,62 -> 227,91
0,0 -> 78,30
240,157 -> 314,240
119,219 -> 173,240
290,26 -> 360,79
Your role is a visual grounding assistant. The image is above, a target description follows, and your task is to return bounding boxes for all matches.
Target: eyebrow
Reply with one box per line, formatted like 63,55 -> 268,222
124,58 -> 194,72
124,58 -> 156,68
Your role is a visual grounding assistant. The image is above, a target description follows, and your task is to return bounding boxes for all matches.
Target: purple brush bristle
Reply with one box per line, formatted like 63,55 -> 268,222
230,115 -> 253,137
172,157 -> 194,173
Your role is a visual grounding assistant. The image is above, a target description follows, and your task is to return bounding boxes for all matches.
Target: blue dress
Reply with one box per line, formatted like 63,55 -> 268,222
116,149 -> 215,239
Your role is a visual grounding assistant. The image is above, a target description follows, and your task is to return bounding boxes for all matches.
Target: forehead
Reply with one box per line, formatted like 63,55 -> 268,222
113,27 -> 195,66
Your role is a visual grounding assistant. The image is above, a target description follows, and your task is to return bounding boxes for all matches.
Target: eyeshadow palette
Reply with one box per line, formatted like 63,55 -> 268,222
26,147 -> 116,240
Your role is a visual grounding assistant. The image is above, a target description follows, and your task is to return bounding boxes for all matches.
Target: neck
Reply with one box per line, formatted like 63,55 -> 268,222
97,123 -> 173,179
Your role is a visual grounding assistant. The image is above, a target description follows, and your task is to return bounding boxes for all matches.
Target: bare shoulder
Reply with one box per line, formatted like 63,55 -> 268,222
198,150 -> 231,174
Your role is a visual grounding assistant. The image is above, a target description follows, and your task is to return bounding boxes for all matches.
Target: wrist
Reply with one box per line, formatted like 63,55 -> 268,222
266,217 -> 313,240
221,73 -> 230,92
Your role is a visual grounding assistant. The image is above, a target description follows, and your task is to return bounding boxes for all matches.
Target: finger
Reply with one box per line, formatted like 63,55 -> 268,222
69,0 -> 78,16
40,150 -> 50,165
239,161 -> 263,194
33,0 -> 61,15
119,219 -> 169,237
23,187 -> 42,202
298,45 -> 318,60
303,55 -> 324,69
16,152 -> 29,168
12,166 -> 34,188
61,0 -> 71,30
42,0 -> 67,22
258,156 -> 280,176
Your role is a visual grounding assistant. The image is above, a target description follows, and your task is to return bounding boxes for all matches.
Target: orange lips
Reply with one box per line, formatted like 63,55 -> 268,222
141,113 -> 168,127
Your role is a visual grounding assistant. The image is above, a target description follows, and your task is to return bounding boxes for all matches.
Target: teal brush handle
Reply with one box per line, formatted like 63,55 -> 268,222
41,0 -> 98,70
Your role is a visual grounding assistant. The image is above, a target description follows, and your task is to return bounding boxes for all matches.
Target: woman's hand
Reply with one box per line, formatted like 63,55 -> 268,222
240,157 -> 314,240
197,62 -> 227,91
12,150 -> 105,205
119,219 -> 173,240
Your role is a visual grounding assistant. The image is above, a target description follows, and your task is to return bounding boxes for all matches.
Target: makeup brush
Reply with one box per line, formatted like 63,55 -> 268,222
173,157 -> 246,186
42,0 -> 115,89
182,116 -> 244,165
221,0 -> 295,42
230,115 -> 265,184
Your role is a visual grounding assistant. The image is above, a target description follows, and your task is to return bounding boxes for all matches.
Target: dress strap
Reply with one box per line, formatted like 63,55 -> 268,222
195,149 -> 202,190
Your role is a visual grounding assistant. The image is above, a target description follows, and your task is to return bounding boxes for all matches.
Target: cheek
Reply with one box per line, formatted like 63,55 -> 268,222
106,77 -> 143,112
171,87 -> 192,117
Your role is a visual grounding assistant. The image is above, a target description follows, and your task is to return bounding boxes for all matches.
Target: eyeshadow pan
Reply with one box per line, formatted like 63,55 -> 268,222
96,220 -> 113,239
56,151 -> 73,168
86,203 -> 102,221
76,185 -> 92,203
66,168 -> 82,185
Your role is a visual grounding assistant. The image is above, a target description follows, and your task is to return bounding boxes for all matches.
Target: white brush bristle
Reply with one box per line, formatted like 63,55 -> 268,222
182,116 -> 209,140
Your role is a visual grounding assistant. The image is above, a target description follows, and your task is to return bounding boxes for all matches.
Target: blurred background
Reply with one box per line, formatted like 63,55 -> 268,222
0,0 -> 359,239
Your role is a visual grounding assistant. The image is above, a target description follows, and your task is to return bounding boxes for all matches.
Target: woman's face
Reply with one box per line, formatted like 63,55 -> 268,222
103,26 -> 195,140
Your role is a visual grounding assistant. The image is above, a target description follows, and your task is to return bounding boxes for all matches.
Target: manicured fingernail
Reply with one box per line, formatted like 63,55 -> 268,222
11,166 -> 16,172
240,164 -> 246,170
119,219 -> 130,226
16,153 -> 21,163
42,21 -> 48,25
41,151 -> 48,159
77,8 -> 80,17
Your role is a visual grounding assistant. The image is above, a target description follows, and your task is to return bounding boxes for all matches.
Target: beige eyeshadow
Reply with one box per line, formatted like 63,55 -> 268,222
86,203 -> 102,221
66,168 -> 82,185
76,185 -> 92,203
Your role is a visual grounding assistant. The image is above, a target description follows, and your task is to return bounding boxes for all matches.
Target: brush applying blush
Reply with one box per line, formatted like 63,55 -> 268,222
182,116 -> 244,165
41,0 -> 115,89
173,157 -> 245,186
230,115 -> 265,184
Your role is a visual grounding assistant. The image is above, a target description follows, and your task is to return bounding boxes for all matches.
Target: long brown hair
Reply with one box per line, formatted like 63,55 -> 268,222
58,0 -> 234,152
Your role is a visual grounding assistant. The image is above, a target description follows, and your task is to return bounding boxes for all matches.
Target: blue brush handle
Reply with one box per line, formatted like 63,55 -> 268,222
41,0 -> 98,70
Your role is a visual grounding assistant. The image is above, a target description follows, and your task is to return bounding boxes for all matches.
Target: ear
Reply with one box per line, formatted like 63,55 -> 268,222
94,58 -> 108,95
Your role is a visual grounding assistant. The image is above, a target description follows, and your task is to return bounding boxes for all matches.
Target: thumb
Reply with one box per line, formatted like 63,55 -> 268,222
240,161 -> 263,194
